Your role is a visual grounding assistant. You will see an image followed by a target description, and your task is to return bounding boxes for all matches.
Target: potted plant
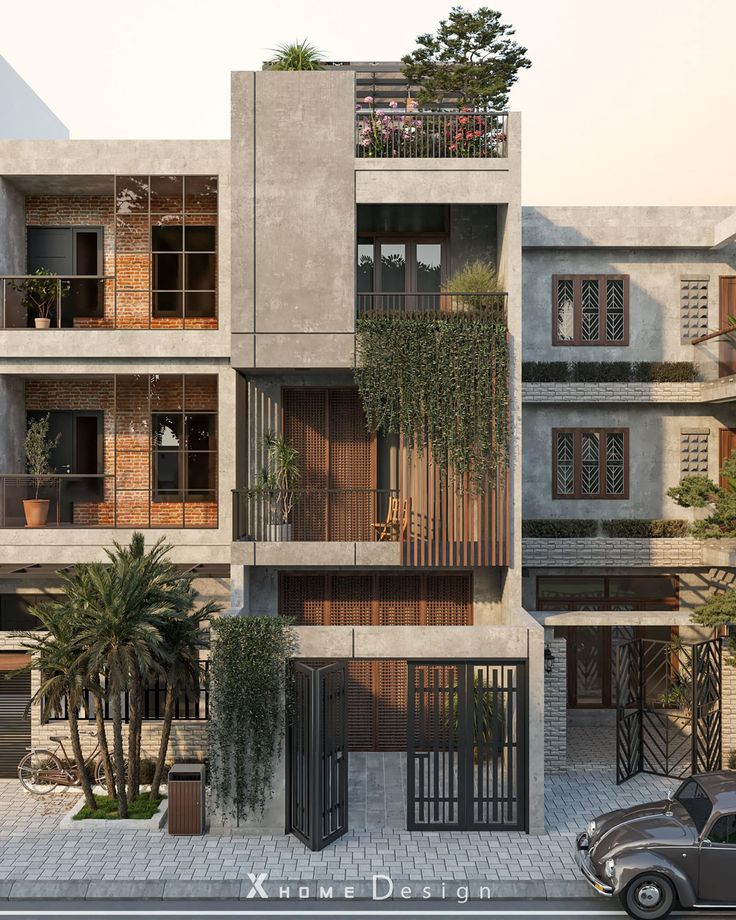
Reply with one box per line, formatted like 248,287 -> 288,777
11,268 -> 67,329
248,432 -> 300,541
23,413 -> 61,527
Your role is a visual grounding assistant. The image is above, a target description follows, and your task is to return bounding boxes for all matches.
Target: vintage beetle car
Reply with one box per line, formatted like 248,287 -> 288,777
575,771 -> 736,919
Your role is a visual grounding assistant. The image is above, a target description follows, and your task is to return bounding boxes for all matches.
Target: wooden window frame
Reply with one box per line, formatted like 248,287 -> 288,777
536,575 -> 680,611
552,427 -> 629,499
552,274 -> 630,346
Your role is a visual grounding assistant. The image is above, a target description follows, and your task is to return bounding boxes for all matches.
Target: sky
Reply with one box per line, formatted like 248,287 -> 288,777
2,0 -> 735,205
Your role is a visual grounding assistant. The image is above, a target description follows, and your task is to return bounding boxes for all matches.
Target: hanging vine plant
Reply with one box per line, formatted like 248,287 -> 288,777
208,616 -> 296,824
355,310 -> 509,491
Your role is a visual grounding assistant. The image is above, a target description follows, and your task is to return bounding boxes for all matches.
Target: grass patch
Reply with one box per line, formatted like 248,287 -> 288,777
73,793 -> 165,821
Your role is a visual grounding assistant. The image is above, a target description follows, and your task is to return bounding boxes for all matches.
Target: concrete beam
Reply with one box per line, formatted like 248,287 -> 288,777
713,210 -> 736,249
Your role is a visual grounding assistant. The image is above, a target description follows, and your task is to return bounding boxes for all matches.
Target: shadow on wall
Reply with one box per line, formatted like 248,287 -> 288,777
0,56 -> 68,140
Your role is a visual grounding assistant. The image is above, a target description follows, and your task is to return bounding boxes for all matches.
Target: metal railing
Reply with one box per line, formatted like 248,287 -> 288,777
0,474 -> 110,527
233,488 -> 399,542
355,110 -> 508,158
0,276 -> 111,329
357,291 -> 508,319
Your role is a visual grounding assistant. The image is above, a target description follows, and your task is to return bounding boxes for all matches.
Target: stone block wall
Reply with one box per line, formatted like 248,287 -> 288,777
522,382 -> 703,403
522,538 -> 704,568
544,637 -> 567,772
722,642 -> 736,769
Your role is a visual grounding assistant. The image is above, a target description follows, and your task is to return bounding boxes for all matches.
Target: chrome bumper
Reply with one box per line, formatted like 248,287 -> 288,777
575,832 -> 614,897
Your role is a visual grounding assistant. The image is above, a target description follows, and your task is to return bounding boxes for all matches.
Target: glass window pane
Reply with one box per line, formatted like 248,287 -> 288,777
606,432 -> 625,495
556,279 -> 574,341
151,226 -> 183,252
155,451 -> 181,492
357,240 -> 374,293
153,253 -> 182,291
537,577 -> 606,600
150,175 -> 183,213
581,279 -> 600,341
380,243 -> 406,292
606,279 -> 625,341
555,432 -> 574,495
184,226 -> 216,252
581,432 -> 600,495
153,291 -> 182,316
186,414 -> 216,450
184,176 -> 218,213
116,176 -> 149,214
416,243 -> 442,293
153,413 -> 182,448
185,292 -> 216,318
608,577 -> 678,601
187,452 -> 216,495
185,253 -> 215,291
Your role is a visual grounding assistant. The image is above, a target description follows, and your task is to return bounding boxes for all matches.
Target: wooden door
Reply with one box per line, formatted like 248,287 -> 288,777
720,428 -> 736,487
718,277 -> 736,376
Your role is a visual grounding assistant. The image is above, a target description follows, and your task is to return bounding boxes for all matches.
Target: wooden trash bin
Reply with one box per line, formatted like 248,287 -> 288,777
167,763 -> 205,835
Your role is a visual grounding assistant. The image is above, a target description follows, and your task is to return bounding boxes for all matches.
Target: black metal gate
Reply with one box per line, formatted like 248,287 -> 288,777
407,661 -> 525,831
616,638 -> 721,784
286,661 -> 348,850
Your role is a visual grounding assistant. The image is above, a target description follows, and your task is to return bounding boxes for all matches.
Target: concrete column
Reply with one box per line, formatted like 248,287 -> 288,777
228,564 -> 250,614
721,640 -> 736,768
527,617 -> 546,834
0,377 -> 25,472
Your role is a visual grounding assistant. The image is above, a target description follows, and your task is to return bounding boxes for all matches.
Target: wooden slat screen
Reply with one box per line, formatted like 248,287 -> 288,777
283,390 -> 327,539
328,389 -> 374,541
282,573 -> 472,751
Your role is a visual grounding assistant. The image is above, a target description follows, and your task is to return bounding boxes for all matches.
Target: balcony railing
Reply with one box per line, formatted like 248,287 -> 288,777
0,276 -> 112,329
355,110 -> 508,159
0,474 -> 217,529
357,291 -> 508,319
233,488 -> 399,542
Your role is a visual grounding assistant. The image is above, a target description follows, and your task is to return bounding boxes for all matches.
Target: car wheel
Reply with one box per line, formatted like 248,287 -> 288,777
622,874 -> 676,920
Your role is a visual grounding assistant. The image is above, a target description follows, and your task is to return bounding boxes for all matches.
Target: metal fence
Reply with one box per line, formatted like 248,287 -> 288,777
357,291 -> 508,319
355,110 -> 508,159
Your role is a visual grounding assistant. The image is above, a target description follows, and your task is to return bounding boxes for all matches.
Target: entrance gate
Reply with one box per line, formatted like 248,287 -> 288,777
616,638 -> 721,784
286,661 -> 348,850
407,661 -> 526,831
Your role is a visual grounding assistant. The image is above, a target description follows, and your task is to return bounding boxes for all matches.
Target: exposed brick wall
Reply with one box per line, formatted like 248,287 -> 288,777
544,637 -> 567,772
24,375 -> 218,528
25,195 -> 217,330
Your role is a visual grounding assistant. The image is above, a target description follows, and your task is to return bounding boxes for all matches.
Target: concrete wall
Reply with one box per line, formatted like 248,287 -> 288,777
523,403 -> 736,521
0,377 -> 24,471
543,636 -> 567,772
0,177 -> 24,274
522,246 -> 736,378
449,205 -> 498,275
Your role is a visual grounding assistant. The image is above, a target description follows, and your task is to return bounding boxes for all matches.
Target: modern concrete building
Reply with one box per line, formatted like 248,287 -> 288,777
0,65 -> 734,842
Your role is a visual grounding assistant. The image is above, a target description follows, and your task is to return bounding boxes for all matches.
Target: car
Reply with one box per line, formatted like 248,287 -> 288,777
575,771 -> 736,919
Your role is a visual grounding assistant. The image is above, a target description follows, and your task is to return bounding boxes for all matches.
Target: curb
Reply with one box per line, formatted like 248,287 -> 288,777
1,878 -> 595,901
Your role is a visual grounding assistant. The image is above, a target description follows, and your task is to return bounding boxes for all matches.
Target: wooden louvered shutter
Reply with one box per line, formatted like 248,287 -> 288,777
378,574 -> 421,625
330,574 -> 372,625
0,654 -> 31,778
279,573 -> 326,625
283,390 -> 327,539
328,390 -> 373,540
375,660 -> 407,751
426,574 -> 472,625
346,660 -> 375,750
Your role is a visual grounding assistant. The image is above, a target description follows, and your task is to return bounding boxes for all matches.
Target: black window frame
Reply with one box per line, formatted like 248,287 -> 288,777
152,410 -> 217,504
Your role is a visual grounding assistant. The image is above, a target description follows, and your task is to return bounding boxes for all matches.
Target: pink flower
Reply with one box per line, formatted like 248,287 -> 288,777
364,96 -> 373,104
389,100 -> 398,109
361,138 -> 371,147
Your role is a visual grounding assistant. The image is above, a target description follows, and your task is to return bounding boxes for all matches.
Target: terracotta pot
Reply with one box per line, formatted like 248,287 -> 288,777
23,499 -> 50,527
34,317 -> 51,329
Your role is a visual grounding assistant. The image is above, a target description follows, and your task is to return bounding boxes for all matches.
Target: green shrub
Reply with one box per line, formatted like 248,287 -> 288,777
635,361 -> 697,383
572,362 -> 633,383
443,259 -> 500,294
601,519 -> 690,538
522,519 -> 598,538
522,362 -> 570,382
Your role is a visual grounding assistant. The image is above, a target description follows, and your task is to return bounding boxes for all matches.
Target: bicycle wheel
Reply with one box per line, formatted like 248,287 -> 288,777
18,750 -> 63,795
94,758 -> 127,789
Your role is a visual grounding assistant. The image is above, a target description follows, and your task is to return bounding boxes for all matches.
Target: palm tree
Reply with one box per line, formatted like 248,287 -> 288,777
20,604 -> 97,810
266,39 -> 324,71
150,603 -> 215,799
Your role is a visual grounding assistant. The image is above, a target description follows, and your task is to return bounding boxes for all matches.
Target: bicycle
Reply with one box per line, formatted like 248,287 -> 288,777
17,732 -> 125,795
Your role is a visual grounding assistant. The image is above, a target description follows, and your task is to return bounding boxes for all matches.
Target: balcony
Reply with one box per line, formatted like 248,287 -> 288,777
356,291 -> 508,319
355,109 -> 508,159
0,276 -> 111,329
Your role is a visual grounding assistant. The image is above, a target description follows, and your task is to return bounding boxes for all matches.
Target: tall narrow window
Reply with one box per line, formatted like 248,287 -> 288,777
553,428 -> 628,498
552,275 -> 629,345
153,411 -> 217,502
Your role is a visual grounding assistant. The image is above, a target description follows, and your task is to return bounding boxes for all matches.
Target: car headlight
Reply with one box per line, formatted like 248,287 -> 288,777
604,859 -> 616,879
586,819 -> 597,838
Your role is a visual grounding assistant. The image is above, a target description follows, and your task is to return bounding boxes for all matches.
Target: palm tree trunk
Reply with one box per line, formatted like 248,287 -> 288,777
150,685 -> 174,799
93,692 -> 115,798
68,705 -> 96,810
127,680 -> 141,802
110,689 -> 128,818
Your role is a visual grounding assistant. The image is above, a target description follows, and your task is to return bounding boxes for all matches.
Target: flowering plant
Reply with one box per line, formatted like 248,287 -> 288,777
356,98 -> 505,158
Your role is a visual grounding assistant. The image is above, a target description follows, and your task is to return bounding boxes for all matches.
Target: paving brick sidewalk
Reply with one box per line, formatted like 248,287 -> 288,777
0,768 -> 677,885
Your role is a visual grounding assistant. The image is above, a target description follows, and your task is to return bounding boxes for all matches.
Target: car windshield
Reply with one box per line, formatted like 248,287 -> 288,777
674,779 -> 712,833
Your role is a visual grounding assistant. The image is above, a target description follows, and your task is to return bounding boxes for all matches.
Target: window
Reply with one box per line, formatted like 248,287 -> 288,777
152,224 -> 216,319
357,238 -> 446,293
709,814 -> 736,845
0,595 -> 45,631
675,779 -> 712,833
553,428 -> 628,498
552,275 -> 629,345
537,575 -> 679,611
153,412 -> 217,502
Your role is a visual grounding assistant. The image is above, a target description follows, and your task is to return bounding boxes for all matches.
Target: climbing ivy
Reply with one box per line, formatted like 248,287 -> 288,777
355,312 -> 509,491
208,616 -> 296,824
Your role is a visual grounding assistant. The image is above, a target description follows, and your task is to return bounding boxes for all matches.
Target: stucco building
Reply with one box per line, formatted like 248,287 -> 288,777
0,65 -> 734,841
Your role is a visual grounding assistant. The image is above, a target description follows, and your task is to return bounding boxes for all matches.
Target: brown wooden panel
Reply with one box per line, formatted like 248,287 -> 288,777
279,573 -> 325,625
720,428 -> 736,489
328,389 -> 373,540
168,779 -> 202,835
283,390 -> 327,539
377,574 -> 421,625
719,277 -> 736,377
331,574 -> 372,625
426,575 -> 472,625
375,659 -> 407,750
0,653 -> 31,671
346,660 -> 374,750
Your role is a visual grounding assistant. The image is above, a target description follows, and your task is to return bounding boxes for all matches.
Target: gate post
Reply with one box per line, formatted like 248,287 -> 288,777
691,643 -> 699,777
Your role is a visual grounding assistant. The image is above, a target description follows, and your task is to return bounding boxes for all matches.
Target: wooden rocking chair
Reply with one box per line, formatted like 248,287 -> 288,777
372,497 -> 409,542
